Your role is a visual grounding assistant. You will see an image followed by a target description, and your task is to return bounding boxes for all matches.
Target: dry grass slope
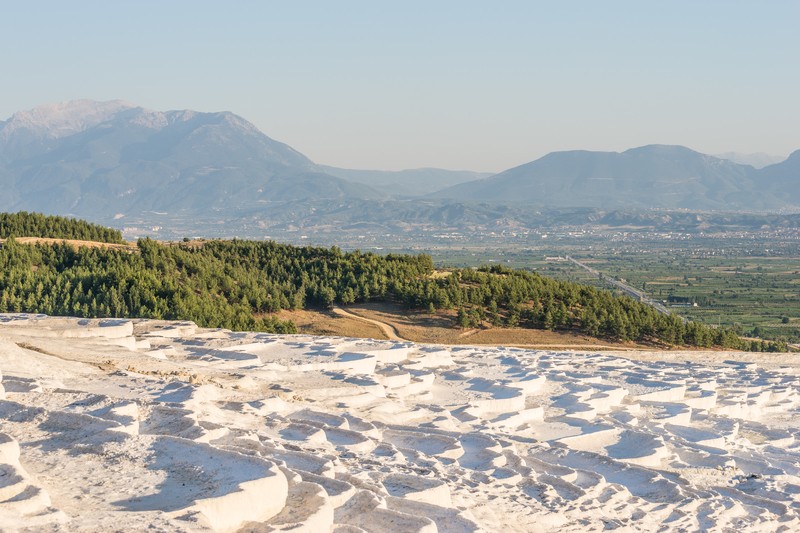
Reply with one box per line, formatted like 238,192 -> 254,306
283,302 -> 640,350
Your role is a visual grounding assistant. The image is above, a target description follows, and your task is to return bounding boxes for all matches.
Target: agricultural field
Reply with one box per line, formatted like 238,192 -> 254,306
587,254 -> 800,343
431,248 -> 800,344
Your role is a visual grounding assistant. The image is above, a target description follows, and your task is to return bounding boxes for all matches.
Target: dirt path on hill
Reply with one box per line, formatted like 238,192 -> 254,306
331,306 -> 635,350
331,306 -> 407,341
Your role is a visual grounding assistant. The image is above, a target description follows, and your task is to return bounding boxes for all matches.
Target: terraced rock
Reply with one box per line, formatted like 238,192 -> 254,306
1,313 -> 800,531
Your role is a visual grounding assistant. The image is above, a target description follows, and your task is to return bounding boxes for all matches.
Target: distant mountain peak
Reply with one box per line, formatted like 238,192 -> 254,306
623,144 -> 703,157
0,99 -> 383,219
714,151 -> 787,169
1,99 -> 136,140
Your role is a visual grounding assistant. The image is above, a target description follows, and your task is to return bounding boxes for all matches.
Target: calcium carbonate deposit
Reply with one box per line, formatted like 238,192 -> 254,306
1,313 -> 800,532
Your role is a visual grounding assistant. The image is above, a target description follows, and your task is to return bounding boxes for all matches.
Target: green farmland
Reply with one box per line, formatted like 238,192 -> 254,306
431,249 -> 800,344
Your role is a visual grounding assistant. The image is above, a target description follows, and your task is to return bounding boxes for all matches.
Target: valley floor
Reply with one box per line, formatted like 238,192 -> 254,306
1,314 -> 799,532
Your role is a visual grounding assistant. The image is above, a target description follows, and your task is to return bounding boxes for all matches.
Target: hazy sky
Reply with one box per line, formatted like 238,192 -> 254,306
2,1 -> 798,172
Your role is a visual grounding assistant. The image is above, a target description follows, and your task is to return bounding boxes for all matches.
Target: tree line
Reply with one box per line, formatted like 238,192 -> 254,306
399,265 -> 786,351
0,211 -> 125,243
0,212 -> 786,351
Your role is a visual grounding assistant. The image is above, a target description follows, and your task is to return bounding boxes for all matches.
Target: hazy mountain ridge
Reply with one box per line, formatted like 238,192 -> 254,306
432,144 -> 796,211
758,150 -> 800,204
320,165 -> 492,196
183,200 -> 800,239
1,100 -> 798,229
715,151 -> 786,169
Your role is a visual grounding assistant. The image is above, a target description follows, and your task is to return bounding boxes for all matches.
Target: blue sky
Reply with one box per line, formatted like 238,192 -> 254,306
2,1 -> 798,171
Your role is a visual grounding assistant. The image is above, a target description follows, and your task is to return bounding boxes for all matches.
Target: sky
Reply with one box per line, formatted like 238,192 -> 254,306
2,1 -> 798,172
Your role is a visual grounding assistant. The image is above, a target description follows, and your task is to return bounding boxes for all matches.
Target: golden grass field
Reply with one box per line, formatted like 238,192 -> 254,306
281,302 -> 641,350
0,237 -> 137,252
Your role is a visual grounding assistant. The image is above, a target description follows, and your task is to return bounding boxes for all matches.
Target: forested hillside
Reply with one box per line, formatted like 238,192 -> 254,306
0,213 -> 785,351
0,211 -> 124,243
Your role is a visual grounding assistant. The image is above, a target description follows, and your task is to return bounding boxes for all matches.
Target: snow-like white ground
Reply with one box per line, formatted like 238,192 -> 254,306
1,314 -> 800,532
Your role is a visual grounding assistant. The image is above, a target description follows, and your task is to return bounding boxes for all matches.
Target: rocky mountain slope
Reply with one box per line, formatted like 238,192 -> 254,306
0,100 -> 380,219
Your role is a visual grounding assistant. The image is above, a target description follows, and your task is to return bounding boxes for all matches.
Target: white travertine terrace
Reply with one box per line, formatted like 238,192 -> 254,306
1,313 -> 800,532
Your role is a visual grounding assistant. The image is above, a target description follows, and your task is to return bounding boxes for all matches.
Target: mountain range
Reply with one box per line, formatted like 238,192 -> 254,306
432,145 -> 800,210
0,100 -> 798,228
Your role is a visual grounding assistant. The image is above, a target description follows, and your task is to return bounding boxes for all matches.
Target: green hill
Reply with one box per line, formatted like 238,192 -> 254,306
0,213 -> 786,352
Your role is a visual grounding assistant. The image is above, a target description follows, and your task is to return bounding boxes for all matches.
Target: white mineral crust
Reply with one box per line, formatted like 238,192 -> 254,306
1,313 -> 800,531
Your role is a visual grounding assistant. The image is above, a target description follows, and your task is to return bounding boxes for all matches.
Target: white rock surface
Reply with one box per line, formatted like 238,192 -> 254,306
0,100 -> 135,140
2,313 -> 800,531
